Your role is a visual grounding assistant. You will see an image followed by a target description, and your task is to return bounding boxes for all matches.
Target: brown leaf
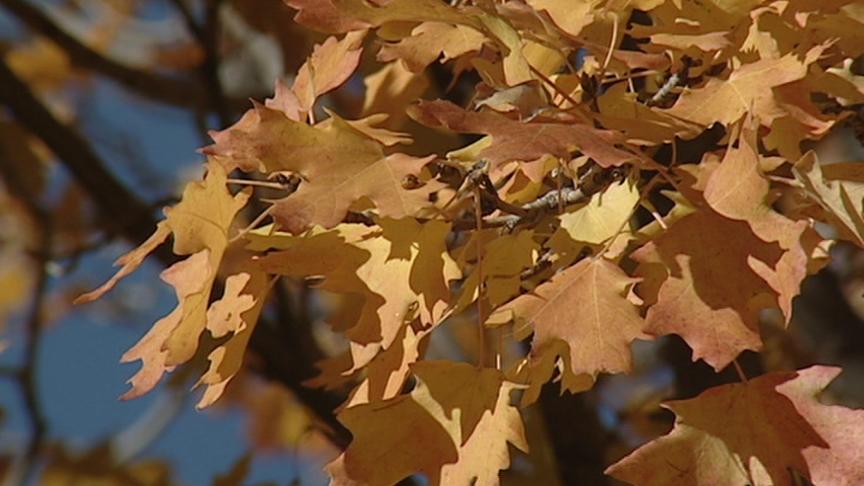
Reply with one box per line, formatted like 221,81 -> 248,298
408,100 -> 638,167
499,257 -> 648,389
328,361 -> 526,485
607,366 -> 860,486
632,209 -> 782,371
665,46 -> 825,126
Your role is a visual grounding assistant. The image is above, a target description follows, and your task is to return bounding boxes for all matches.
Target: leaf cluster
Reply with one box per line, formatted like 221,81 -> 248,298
78,0 -> 864,484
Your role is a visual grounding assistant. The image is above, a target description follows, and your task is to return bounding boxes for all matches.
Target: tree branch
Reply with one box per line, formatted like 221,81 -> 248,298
0,149 -> 52,486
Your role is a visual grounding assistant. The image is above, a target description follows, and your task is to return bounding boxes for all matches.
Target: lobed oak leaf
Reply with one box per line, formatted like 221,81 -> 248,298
195,268 -> 272,409
378,22 -> 486,73
283,0 -> 368,34
455,230 -> 539,311
328,361 -> 526,486
408,100 -> 638,168
272,152 -> 440,234
499,257 -> 648,390
362,61 -> 431,127
285,0 -> 477,34
632,209 -> 783,371
525,0 -> 596,38
412,361 -> 503,444
704,127 -> 811,321
327,380 -> 458,486
205,105 -> 439,233
77,161 -> 250,397
665,46 -> 825,127
159,163 -> 251,366
120,250 -> 211,400
345,324 -> 429,407
73,221 -> 170,304
793,152 -> 864,247
776,366 -> 864,485
475,12 -> 533,86
607,366 -> 864,486
291,30 -> 365,116
437,380 -> 529,486
257,219 -> 459,371
204,104 -> 382,175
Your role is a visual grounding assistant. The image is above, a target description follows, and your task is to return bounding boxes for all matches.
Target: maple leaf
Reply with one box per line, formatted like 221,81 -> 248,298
498,257 -> 648,390
665,46 -> 825,126
327,361 -> 526,486
607,366 -> 864,486
632,209 -> 781,371
408,100 -> 638,168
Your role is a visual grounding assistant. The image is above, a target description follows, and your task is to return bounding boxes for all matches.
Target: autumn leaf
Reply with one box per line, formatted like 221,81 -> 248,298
607,366 -> 863,486
195,267 -> 272,409
547,175 -> 640,249
632,209 -> 781,370
73,221 -> 170,304
793,152 -> 864,247
257,219 -> 460,370
76,161 -> 250,398
327,361 -> 526,486
119,250 -> 210,400
292,30 -> 365,117
703,126 -> 812,320
597,82 -> 701,145
205,105 -> 440,233
286,0 -> 477,34
666,46 -> 825,126
408,100 -> 638,168
378,22 -> 486,72
498,257 -> 648,390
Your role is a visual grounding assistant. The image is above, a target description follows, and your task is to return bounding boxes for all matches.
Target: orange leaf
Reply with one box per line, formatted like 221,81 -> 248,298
409,100 -> 638,167
500,257 -> 648,390
607,366 -> 861,486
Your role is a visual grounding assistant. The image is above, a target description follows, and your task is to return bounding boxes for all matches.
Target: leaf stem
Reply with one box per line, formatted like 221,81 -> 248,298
230,206 -> 273,244
473,185 -> 487,368
733,359 -> 749,383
